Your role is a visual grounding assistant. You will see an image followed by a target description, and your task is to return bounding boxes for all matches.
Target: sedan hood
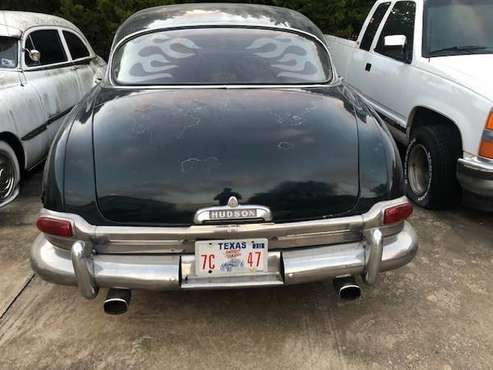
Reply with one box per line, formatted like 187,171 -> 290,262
427,54 -> 493,102
92,87 -> 360,225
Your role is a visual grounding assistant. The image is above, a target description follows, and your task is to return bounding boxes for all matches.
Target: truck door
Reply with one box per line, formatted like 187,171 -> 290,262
345,2 -> 391,94
364,1 -> 417,129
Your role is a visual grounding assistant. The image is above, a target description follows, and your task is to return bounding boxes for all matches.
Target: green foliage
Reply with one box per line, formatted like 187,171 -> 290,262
2,0 -> 374,58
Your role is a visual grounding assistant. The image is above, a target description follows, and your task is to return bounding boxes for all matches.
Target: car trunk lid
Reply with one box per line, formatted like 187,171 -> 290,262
92,87 -> 360,225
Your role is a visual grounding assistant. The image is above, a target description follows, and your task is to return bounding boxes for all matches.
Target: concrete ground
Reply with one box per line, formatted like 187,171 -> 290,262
0,168 -> 492,370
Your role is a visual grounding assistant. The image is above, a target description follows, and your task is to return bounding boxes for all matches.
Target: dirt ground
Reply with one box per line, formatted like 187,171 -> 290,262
0,167 -> 492,370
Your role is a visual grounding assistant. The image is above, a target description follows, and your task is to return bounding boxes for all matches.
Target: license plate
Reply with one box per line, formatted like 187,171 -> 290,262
195,239 -> 268,276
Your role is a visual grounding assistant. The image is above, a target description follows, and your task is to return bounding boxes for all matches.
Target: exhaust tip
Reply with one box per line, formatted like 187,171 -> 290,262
338,284 -> 361,300
333,276 -> 361,301
104,289 -> 131,315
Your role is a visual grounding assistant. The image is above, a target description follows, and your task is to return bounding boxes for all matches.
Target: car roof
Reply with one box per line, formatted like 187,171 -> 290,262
113,3 -> 326,49
0,11 -> 81,37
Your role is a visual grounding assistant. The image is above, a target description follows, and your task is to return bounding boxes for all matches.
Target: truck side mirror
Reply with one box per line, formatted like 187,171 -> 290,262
384,35 -> 410,63
384,35 -> 406,47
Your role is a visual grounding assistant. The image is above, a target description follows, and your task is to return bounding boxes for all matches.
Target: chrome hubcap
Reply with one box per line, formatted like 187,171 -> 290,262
408,144 -> 430,197
0,152 -> 16,201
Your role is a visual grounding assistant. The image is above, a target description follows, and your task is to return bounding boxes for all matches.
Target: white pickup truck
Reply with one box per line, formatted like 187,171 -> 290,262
326,0 -> 493,211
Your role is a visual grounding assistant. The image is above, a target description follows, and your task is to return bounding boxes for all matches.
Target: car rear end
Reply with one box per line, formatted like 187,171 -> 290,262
31,5 -> 418,314
32,195 -> 416,299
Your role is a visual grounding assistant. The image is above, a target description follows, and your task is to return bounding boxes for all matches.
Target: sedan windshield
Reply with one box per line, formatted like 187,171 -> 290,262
424,0 -> 493,57
0,37 -> 18,69
112,28 -> 332,85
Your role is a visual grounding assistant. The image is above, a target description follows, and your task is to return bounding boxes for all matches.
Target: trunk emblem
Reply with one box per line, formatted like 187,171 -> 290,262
227,196 -> 239,208
194,197 -> 272,224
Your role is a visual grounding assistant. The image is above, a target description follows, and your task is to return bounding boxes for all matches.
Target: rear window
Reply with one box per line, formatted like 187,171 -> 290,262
112,28 -> 332,85
0,37 -> 18,68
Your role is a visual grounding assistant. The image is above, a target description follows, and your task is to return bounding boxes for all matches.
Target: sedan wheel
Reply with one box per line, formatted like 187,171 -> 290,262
0,141 -> 20,206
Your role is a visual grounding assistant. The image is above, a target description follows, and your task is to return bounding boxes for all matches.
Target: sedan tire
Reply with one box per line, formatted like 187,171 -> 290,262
404,125 -> 461,209
0,141 -> 21,207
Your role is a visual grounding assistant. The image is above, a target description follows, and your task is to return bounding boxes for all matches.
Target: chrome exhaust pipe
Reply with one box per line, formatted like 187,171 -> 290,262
333,276 -> 361,301
103,288 -> 131,315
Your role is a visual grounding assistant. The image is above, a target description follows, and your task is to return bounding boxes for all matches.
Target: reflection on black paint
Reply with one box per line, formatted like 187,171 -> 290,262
249,181 -> 354,219
45,83 -> 405,226
214,188 -> 242,206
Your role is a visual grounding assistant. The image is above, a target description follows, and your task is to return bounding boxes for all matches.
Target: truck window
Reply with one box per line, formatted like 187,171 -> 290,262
375,1 -> 416,62
25,30 -> 68,67
360,2 -> 391,51
424,0 -> 493,57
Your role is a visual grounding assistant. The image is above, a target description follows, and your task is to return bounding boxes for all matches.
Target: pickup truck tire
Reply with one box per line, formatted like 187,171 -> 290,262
404,125 -> 461,209
0,141 -> 21,205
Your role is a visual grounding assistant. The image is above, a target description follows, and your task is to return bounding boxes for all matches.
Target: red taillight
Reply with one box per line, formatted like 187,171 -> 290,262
383,202 -> 413,225
36,217 -> 73,237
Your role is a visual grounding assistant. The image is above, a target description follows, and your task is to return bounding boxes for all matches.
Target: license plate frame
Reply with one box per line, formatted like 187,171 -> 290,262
195,238 -> 268,276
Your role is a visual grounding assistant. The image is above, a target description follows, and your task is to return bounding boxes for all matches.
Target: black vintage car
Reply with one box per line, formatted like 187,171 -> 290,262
31,4 -> 417,314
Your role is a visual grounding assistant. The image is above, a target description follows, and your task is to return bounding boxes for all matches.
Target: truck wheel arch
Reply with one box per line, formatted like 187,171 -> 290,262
407,107 -> 463,150
0,132 -> 26,171
404,107 -> 463,209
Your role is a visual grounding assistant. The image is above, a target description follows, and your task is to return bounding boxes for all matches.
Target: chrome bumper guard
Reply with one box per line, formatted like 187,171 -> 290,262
457,155 -> 493,197
31,217 -> 417,298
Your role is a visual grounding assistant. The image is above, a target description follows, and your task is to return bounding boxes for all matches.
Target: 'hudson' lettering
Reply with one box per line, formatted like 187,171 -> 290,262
209,209 -> 257,219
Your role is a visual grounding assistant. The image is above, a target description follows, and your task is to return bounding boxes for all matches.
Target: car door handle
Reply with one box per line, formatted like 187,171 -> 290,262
365,63 -> 372,72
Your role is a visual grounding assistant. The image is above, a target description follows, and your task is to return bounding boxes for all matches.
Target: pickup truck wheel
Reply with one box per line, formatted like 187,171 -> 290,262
0,141 -> 20,205
404,125 -> 461,209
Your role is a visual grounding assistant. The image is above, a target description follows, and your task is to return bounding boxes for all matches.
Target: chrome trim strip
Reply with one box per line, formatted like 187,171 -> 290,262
49,225 -> 401,254
102,83 -> 338,90
40,197 -> 409,254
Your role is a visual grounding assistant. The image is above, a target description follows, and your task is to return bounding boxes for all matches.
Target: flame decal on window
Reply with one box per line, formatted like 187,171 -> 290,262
246,35 -> 320,80
118,35 -> 200,83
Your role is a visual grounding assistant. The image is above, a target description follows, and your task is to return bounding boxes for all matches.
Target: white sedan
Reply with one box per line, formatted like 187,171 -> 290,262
0,11 -> 106,207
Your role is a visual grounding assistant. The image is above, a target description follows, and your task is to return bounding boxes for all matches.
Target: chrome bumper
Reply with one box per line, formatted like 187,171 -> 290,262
457,155 -> 493,197
31,222 -> 417,298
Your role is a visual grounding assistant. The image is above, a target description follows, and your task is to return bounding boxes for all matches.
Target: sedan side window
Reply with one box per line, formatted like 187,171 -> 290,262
63,31 -> 90,60
360,2 -> 391,51
0,37 -> 18,68
25,30 -> 67,67
375,1 -> 416,62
